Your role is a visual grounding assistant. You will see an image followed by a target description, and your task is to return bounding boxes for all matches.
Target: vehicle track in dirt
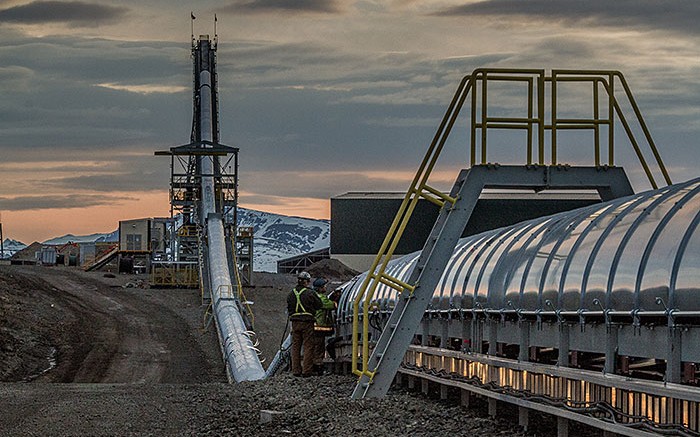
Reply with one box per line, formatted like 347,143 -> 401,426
0,265 -> 225,384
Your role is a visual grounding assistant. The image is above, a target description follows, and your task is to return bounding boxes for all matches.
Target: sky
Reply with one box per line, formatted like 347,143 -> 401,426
0,0 -> 699,243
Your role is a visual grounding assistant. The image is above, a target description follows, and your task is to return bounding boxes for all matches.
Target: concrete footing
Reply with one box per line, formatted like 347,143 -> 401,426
557,417 -> 569,437
488,398 -> 497,417
518,407 -> 529,431
461,389 -> 471,408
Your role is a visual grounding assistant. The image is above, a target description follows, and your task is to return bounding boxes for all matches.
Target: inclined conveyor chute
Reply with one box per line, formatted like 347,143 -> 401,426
157,34 -> 264,382
197,42 -> 264,382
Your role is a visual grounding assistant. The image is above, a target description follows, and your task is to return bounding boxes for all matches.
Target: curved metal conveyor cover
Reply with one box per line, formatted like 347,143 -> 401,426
340,176 -> 700,315
199,68 -> 265,381
207,215 -> 265,381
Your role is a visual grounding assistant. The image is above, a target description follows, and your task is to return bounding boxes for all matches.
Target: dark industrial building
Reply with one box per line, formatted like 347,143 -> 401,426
331,190 -> 601,271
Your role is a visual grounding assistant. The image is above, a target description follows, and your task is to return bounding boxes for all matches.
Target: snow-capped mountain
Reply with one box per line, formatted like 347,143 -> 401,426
2,209 -> 329,271
237,207 -> 330,272
42,230 -> 118,245
1,239 -> 26,259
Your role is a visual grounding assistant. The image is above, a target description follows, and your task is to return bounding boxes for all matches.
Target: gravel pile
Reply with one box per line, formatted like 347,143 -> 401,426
198,374 -> 529,436
306,259 -> 359,281
3,372 -> 599,436
0,269 -> 69,381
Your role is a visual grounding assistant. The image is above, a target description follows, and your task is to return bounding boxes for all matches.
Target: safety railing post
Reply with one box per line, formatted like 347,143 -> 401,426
551,71 -> 558,164
527,77 -> 533,165
537,71 -> 545,165
481,71 -> 488,164
608,72 -> 615,166
593,78 -> 601,167
471,74 -> 477,166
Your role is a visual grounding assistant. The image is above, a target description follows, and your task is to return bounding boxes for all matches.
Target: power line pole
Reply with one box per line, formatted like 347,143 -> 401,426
0,212 -> 4,260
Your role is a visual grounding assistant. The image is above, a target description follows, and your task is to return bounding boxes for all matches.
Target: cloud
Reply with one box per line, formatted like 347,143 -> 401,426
362,116 -> 438,128
432,0 -> 700,36
0,65 -> 33,91
34,152 -> 170,193
0,35 -> 192,150
0,1 -> 128,26
50,169 -> 168,193
240,170 -> 420,200
94,82 -> 188,94
221,0 -> 342,14
0,193 -> 133,211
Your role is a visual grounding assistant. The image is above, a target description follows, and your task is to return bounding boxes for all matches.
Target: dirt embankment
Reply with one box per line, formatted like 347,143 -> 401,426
0,265 -> 224,383
0,264 -> 346,382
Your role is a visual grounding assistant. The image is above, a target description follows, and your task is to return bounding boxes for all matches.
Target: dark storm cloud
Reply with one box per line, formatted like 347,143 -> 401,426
0,1 -> 128,26
50,168 -> 168,192
0,36 -> 187,83
219,40 -> 502,100
240,171 -> 411,200
221,0 -> 341,14
0,194 -> 132,211
433,0 -> 700,35
0,34 -> 191,150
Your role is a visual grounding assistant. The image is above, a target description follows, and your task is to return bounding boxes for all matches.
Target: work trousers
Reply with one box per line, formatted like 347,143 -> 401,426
291,319 -> 316,376
312,331 -> 330,366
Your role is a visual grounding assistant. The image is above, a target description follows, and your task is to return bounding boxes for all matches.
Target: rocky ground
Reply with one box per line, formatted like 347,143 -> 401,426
0,265 -> 224,383
0,265 -> 600,436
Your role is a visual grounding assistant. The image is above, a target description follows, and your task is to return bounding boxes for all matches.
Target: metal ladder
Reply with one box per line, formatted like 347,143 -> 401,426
350,74 -> 474,398
351,168 -> 484,398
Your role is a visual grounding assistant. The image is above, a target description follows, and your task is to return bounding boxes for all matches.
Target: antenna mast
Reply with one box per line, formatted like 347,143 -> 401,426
0,212 -> 4,260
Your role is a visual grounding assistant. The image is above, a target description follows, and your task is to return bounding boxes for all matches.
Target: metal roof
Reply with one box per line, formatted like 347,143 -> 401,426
333,191 -> 601,201
339,177 -> 700,317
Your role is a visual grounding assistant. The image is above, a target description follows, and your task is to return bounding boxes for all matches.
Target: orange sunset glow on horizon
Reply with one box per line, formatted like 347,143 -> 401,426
1,191 -> 331,244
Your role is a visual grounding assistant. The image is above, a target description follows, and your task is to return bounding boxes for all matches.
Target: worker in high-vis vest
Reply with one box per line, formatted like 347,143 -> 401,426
286,271 -> 323,377
312,277 -> 336,375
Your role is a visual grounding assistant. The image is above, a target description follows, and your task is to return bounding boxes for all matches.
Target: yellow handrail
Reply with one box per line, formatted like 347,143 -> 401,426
351,67 -> 672,384
231,237 -> 255,329
231,233 -> 254,328
351,75 -> 471,378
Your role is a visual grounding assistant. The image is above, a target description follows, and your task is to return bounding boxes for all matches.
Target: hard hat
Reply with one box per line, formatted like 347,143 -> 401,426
313,278 -> 328,288
297,271 -> 311,281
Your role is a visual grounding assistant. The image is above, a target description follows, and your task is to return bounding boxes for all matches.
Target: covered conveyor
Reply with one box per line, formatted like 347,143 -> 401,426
193,37 -> 264,382
333,69 -> 698,436
336,177 -> 700,435
157,34 -> 264,382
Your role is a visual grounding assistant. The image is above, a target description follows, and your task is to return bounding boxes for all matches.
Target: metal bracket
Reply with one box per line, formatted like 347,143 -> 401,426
577,309 -> 587,333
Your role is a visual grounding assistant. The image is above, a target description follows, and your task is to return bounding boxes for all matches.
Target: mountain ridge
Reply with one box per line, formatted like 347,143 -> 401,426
1,208 -> 330,270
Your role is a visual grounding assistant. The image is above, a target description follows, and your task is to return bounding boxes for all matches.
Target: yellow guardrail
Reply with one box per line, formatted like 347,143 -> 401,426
350,74 -> 471,379
467,68 -> 671,188
351,68 -> 672,381
231,233 -> 254,329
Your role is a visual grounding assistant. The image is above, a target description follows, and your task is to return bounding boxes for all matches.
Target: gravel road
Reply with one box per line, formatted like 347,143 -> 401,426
0,265 -> 224,384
